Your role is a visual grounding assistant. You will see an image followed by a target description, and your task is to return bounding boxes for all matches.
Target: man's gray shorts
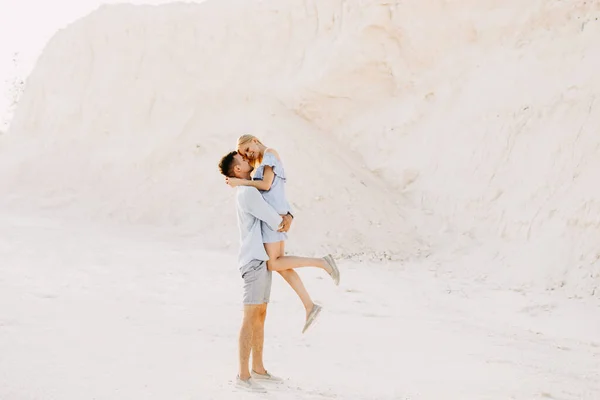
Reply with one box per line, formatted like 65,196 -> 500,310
241,260 -> 272,305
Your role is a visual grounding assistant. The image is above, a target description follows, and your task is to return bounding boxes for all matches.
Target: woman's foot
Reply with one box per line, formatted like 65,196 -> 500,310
302,303 -> 322,334
305,302 -> 316,320
323,254 -> 340,285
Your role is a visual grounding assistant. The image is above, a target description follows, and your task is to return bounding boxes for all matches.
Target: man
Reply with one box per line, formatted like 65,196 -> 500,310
218,151 -> 292,393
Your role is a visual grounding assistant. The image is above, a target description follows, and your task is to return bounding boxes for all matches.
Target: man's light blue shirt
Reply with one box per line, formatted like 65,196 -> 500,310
235,186 -> 283,274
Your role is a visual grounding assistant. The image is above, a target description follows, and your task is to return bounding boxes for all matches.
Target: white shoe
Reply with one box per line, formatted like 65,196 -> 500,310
302,304 -> 322,334
235,376 -> 267,392
324,254 -> 340,285
251,370 -> 284,383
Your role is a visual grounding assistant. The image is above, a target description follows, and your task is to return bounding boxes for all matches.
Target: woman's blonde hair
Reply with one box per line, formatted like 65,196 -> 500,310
237,134 -> 264,168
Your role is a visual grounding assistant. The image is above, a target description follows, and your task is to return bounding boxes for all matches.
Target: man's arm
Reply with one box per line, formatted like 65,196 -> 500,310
240,188 -> 284,231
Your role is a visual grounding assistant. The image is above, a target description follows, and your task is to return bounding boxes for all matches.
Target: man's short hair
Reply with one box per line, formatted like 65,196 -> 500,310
218,150 -> 239,177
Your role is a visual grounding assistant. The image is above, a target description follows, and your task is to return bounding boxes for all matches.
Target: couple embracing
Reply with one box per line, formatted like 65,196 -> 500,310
218,134 -> 340,393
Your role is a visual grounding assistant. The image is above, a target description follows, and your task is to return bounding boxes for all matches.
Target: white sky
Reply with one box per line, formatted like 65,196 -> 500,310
0,0 -> 203,130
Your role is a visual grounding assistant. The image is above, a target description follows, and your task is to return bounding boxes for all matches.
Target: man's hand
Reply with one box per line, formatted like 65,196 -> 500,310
277,214 -> 293,232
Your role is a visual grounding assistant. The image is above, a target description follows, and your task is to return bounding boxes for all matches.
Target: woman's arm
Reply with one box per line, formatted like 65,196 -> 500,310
226,166 -> 275,190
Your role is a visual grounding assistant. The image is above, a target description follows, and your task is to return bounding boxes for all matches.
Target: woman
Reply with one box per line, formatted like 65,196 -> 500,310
226,134 -> 340,333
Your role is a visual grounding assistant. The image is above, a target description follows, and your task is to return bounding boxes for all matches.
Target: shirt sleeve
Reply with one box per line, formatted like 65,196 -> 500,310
241,188 -> 283,230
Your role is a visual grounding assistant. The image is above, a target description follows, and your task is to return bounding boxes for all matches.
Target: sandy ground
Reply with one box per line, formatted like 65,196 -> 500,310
1,208 -> 598,400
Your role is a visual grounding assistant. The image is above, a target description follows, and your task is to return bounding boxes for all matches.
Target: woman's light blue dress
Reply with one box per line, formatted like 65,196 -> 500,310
253,152 -> 293,244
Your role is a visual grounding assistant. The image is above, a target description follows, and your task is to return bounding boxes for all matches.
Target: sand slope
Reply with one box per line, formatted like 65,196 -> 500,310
1,0 -> 599,298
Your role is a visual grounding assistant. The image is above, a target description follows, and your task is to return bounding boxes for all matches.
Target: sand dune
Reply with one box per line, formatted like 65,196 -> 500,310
1,0 -> 600,398
4,0 -> 598,296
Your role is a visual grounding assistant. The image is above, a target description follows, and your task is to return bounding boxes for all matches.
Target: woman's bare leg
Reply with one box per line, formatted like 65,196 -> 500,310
264,242 -> 333,275
277,270 -> 315,318
265,242 -> 315,316
278,241 -> 317,318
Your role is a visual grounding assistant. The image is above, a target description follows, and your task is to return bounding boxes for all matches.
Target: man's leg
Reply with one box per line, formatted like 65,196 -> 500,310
248,268 -> 283,382
251,303 -> 268,375
237,261 -> 273,390
239,305 -> 262,381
